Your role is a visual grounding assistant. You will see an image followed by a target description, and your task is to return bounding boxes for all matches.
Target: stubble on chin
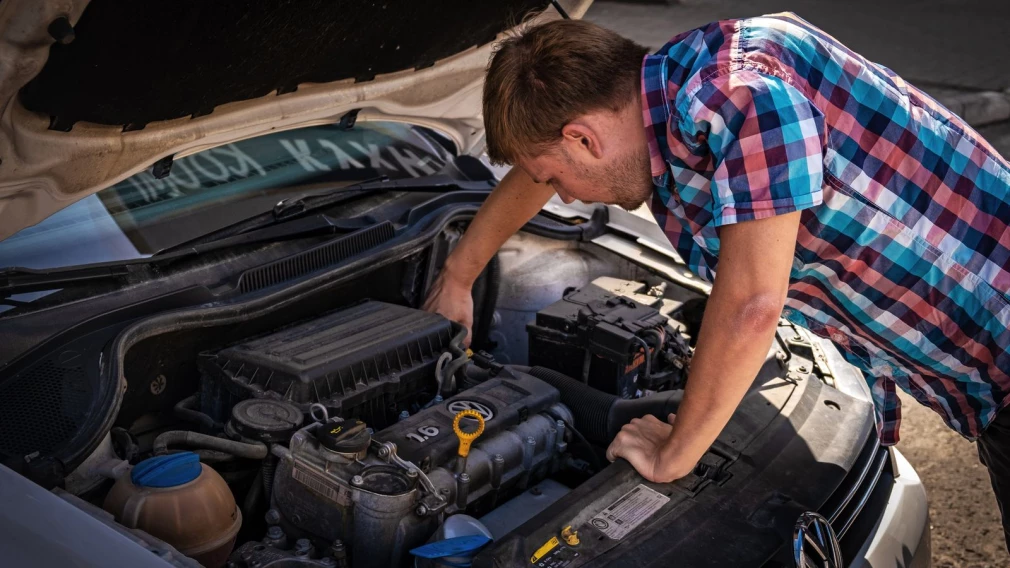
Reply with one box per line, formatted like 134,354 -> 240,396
607,148 -> 654,211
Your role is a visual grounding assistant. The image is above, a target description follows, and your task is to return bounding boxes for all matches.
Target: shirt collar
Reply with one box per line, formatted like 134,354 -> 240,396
641,53 -> 671,179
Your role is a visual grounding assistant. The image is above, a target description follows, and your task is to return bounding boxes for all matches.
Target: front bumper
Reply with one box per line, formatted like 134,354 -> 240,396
850,447 -> 931,567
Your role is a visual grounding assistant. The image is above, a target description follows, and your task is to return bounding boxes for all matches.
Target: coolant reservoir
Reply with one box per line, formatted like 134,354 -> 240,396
103,452 -> 242,568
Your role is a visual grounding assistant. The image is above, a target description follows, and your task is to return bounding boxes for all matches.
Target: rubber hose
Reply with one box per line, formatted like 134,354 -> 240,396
261,454 -> 277,500
194,449 -> 235,464
441,356 -> 469,396
173,394 -> 221,431
472,254 -> 501,350
153,431 -> 268,459
461,365 -> 491,390
527,367 -> 683,445
528,367 -> 618,444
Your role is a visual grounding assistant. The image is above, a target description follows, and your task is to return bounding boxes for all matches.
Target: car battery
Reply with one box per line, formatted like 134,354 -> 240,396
527,283 -> 672,398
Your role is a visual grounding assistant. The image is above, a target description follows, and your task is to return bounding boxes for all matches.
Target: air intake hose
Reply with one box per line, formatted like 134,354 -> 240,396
527,366 -> 682,445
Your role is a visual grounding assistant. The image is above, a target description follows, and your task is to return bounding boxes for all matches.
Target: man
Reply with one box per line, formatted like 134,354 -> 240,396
423,13 -> 1010,546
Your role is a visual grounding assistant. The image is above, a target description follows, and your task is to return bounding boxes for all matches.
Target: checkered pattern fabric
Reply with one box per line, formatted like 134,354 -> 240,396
643,12 -> 1010,444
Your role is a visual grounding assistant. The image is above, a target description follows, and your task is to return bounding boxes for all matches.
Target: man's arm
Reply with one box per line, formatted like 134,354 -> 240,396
606,211 -> 800,482
423,167 -> 555,341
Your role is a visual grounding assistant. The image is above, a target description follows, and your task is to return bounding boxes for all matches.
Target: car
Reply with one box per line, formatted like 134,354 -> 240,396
0,0 -> 930,567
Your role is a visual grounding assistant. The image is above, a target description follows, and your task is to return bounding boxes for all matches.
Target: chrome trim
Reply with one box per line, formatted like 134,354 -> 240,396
837,448 -> 889,538
827,438 -> 881,523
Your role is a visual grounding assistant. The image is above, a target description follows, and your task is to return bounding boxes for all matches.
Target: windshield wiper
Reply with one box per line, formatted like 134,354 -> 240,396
0,263 -> 148,296
167,160 -> 495,251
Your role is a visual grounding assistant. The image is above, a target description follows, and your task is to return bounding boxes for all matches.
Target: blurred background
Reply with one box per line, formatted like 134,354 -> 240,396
584,2 -> 1008,566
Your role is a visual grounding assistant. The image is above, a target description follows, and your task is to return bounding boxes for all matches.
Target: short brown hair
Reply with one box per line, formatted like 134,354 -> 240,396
483,19 -> 648,165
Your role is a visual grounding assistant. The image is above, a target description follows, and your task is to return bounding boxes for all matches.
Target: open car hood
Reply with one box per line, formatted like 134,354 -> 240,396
0,0 -> 591,239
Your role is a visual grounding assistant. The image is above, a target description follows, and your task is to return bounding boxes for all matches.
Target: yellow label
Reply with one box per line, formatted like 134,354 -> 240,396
530,536 -> 559,563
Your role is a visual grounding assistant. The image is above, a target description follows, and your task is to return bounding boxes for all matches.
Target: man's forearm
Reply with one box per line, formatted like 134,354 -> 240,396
442,167 -> 555,286
657,290 -> 783,478
654,212 -> 800,479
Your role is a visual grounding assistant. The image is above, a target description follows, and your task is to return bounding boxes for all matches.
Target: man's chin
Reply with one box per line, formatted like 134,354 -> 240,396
616,199 -> 647,212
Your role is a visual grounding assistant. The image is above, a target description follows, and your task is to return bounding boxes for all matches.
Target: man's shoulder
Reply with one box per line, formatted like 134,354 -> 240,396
654,13 -> 828,98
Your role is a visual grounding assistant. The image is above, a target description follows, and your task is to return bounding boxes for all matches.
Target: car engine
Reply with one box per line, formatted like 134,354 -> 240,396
58,275 -> 695,568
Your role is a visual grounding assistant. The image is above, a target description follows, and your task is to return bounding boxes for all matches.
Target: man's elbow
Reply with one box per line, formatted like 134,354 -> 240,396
732,293 -> 784,335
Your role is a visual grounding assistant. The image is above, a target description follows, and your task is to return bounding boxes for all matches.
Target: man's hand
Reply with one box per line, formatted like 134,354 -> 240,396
422,269 -> 475,345
605,414 -> 691,483
421,167 -> 555,343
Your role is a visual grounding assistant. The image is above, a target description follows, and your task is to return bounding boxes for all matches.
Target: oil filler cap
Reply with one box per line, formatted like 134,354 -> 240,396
131,452 -> 202,488
317,419 -> 371,454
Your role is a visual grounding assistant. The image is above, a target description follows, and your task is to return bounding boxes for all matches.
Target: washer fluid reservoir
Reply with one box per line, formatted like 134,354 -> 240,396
103,452 -> 241,568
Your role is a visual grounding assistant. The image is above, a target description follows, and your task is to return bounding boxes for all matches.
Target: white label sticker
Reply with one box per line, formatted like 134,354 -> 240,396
590,484 -> 670,540
292,466 -> 339,502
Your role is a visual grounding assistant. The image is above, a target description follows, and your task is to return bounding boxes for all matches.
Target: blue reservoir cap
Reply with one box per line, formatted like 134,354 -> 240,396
131,452 -> 202,488
410,535 -> 492,560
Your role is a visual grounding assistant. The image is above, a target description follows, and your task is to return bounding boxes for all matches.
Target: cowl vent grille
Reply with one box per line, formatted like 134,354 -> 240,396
237,221 -> 395,293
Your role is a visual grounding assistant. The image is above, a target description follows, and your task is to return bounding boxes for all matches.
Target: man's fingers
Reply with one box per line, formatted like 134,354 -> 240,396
667,413 -> 677,425
607,430 -> 631,462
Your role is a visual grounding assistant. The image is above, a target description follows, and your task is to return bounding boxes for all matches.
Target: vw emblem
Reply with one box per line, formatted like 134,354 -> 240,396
446,400 -> 494,421
793,512 -> 842,568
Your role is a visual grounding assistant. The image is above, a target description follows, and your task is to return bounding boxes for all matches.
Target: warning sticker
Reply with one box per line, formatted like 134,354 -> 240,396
590,484 -> 670,541
530,537 -> 559,564
529,536 -> 579,568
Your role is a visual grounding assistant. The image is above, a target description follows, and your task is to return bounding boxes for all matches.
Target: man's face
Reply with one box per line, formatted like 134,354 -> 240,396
518,133 -> 653,212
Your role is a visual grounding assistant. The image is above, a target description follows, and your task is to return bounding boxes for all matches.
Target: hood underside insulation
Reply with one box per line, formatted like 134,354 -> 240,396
19,0 -> 549,130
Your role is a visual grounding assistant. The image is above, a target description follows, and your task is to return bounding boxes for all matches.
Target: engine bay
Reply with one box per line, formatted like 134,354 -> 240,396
0,183 -> 883,568
44,234 -> 706,568
207,278 -> 694,568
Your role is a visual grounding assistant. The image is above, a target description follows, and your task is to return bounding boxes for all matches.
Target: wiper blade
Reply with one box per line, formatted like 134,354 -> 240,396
172,169 -> 495,251
271,174 -> 494,220
0,263 -> 147,296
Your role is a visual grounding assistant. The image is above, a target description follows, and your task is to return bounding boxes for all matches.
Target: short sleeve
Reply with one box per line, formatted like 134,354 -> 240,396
688,71 -> 825,227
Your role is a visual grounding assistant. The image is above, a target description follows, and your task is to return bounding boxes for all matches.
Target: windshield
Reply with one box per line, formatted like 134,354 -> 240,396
0,122 -> 453,271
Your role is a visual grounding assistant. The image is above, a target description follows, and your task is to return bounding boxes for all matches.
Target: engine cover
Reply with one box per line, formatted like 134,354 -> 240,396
270,370 -> 571,568
198,301 -> 454,429
375,368 -> 559,465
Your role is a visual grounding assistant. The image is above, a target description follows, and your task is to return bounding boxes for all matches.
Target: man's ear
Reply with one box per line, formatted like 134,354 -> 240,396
561,120 -> 604,160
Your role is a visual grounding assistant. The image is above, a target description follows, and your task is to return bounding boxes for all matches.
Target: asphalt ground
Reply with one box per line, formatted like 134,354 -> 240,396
584,2 -> 1010,564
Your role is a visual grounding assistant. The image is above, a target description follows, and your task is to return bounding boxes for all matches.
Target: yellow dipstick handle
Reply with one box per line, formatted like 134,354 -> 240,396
454,408 -> 484,470
452,409 -> 485,460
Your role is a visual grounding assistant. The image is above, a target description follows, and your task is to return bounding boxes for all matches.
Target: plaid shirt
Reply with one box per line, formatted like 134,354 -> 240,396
643,12 -> 1010,445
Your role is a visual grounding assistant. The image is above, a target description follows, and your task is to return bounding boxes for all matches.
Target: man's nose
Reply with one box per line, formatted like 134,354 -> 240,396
555,190 -> 575,204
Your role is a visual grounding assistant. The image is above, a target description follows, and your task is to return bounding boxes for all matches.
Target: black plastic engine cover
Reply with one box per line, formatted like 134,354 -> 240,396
199,301 -> 454,429
375,369 -> 559,466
